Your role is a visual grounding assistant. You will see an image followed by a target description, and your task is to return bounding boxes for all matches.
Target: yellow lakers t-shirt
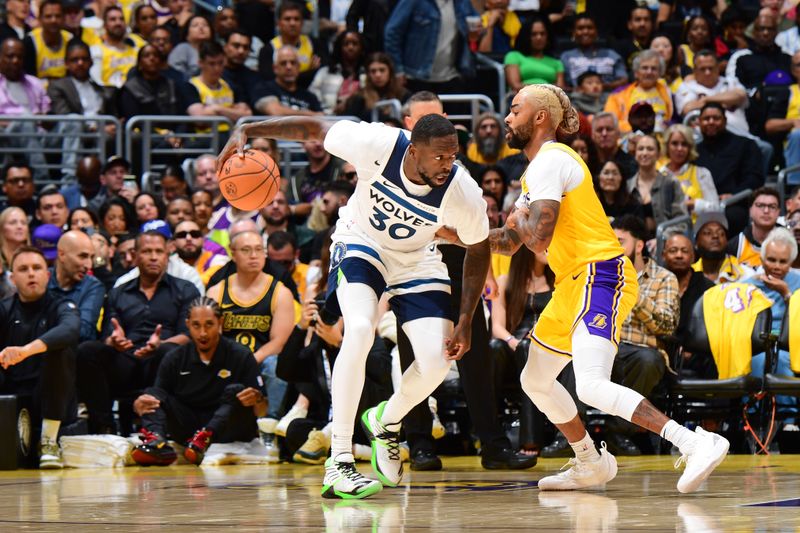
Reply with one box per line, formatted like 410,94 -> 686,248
516,142 -> 624,283
189,76 -> 234,132
29,28 -> 71,79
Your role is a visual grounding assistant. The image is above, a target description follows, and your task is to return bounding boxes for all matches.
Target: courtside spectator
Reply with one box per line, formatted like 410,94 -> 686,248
22,0 -> 69,82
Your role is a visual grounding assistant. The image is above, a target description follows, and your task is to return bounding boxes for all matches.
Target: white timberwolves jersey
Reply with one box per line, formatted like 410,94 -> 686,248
323,121 -> 488,254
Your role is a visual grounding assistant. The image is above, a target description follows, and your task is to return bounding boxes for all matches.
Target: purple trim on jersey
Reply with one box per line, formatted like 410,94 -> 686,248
203,239 -> 227,256
381,132 -> 456,208
579,256 -> 626,344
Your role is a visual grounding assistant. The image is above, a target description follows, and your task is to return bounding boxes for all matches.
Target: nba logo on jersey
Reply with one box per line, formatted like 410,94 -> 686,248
588,313 -> 608,330
331,242 -> 347,269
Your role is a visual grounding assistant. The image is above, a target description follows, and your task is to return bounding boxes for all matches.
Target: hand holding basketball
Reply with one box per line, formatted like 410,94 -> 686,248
217,149 -> 281,211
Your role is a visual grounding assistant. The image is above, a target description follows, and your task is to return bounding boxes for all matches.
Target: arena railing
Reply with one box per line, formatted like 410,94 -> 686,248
0,114 -> 122,187
371,99 -> 403,122
777,163 -> 800,214
438,94 -> 495,130
475,52 -> 508,118
654,188 -> 753,260
124,115 -> 233,188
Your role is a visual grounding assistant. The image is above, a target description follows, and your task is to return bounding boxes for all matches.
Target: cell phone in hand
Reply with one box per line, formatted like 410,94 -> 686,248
122,175 -> 139,194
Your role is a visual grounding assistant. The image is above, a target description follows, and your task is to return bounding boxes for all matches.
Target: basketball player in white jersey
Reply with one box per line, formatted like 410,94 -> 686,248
218,115 -> 491,499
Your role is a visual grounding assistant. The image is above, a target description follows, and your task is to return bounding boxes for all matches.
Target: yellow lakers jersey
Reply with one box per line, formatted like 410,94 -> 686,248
702,283 -> 772,379
91,42 -> 137,88
270,35 -> 314,72
30,28 -> 71,79
520,142 -> 624,283
189,76 -> 234,132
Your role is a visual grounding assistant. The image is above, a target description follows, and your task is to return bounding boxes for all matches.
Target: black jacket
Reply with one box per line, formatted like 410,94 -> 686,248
0,291 -> 80,381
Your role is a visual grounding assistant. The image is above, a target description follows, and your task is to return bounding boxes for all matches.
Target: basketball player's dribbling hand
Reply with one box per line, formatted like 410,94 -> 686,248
216,127 -> 249,172
445,321 -> 472,360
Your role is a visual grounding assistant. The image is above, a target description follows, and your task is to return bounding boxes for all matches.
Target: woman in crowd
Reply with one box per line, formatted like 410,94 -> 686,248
165,197 -> 195,229
678,16 -> 714,76
0,207 -> 29,271
627,134 -> 687,237
490,246 -> 554,456
191,190 -> 214,233
160,166 -> 190,204
168,14 -> 213,79
99,198 -> 135,236
594,160 -> 641,221
650,33 -> 683,94
68,207 -> 99,232
131,4 -> 159,48
309,30 -> 366,115
134,192 -> 165,226
479,165 -> 508,212
659,124 -> 720,218
121,45 -> 183,119
504,16 -> 564,94
341,53 -> 409,122
567,134 -> 601,176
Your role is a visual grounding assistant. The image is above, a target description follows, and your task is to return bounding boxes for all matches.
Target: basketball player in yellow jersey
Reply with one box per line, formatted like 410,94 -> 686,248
490,84 -> 729,494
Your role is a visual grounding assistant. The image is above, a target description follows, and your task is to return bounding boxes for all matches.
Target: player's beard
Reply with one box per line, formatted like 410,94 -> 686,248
506,123 -> 534,150
419,170 -> 447,188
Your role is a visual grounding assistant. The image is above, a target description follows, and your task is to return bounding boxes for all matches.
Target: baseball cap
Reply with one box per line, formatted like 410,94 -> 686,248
629,102 -> 655,116
141,219 -> 172,239
102,155 -> 131,174
32,224 -> 63,261
693,210 -> 728,240
764,69 -> 791,86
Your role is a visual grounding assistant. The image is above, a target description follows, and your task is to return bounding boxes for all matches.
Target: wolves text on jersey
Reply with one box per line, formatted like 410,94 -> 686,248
366,180 -> 437,240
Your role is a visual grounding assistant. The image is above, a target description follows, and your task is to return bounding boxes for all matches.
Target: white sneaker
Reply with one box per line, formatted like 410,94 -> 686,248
675,427 -> 729,494
257,417 -> 280,463
275,404 -> 308,437
537,442 -> 617,491
39,437 -> 63,470
321,455 -> 383,500
360,401 -> 403,487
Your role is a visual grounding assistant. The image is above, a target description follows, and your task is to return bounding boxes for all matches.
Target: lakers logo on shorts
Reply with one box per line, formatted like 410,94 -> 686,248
588,313 -> 608,330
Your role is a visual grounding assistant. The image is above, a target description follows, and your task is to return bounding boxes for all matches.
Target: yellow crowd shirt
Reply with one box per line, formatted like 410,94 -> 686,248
30,28 -> 71,79
90,41 -> 137,88
189,76 -> 234,132
270,35 -> 314,72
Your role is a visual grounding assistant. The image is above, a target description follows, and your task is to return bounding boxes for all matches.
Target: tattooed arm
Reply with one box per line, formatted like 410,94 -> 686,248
446,238 -> 491,360
507,199 -> 560,254
216,117 -> 332,170
488,226 -> 523,256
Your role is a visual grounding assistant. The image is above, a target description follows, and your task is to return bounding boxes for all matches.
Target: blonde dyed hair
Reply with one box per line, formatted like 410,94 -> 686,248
517,84 -> 580,135
662,124 -> 699,162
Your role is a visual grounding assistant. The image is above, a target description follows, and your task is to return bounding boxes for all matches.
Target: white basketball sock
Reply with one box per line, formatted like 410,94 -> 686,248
660,420 -> 699,455
569,431 -> 600,463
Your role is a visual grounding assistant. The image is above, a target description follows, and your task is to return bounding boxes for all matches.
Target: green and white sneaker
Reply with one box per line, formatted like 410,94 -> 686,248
360,401 -> 403,487
39,437 -> 63,469
321,455 -> 383,500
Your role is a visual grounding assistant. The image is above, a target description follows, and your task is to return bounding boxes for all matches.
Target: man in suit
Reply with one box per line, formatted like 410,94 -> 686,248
46,40 -> 116,181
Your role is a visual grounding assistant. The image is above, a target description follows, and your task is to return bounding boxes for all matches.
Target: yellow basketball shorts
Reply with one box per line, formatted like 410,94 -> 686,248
531,255 -> 638,357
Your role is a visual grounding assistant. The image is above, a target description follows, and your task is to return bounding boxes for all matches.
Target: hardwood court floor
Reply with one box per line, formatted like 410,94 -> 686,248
0,455 -> 798,532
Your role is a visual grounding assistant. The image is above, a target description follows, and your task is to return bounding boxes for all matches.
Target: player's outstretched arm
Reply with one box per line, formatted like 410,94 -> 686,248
216,117 -> 333,171
488,225 -> 523,256
446,238 -> 491,360
508,199 -> 560,254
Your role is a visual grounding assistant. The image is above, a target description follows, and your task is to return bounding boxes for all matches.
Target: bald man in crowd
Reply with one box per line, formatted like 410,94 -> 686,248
48,230 -> 105,342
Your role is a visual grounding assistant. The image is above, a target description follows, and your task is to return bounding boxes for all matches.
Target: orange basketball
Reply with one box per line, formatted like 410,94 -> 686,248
217,149 -> 281,211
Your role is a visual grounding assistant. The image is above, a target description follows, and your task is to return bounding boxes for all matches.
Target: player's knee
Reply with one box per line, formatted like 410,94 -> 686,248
575,376 -> 608,410
344,315 -> 376,344
520,362 -> 548,396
